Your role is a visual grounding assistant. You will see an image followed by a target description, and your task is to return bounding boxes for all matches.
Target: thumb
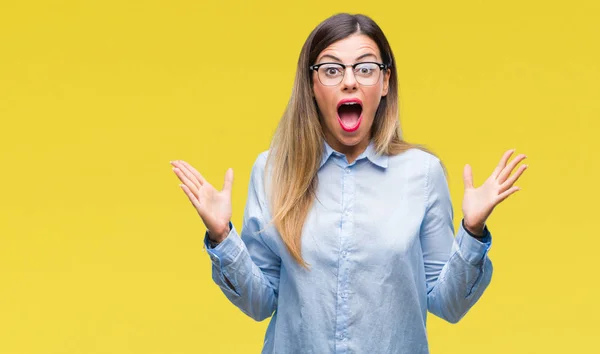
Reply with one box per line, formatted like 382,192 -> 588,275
463,164 -> 474,189
222,168 -> 234,193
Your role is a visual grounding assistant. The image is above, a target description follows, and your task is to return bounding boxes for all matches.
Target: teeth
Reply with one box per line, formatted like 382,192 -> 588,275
342,102 -> 359,106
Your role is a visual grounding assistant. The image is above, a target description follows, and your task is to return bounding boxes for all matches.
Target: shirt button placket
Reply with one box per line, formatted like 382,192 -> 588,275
336,165 -> 354,353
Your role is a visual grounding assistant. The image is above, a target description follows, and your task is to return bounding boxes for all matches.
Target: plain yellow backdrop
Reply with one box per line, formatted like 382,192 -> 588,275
1,0 -> 598,353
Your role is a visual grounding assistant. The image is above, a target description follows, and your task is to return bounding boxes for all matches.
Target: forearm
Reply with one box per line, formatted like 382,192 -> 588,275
206,225 -> 278,321
427,225 -> 493,323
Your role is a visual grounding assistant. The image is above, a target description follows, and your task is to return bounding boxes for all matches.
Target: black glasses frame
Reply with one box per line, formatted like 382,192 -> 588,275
309,61 -> 390,86
309,61 -> 389,72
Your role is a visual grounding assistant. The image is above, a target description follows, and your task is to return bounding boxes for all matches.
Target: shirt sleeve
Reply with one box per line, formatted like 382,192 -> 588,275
420,155 -> 493,324
203,153 -> 281,322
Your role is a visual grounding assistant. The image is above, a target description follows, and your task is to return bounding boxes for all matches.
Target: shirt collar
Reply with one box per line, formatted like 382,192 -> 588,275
364,140 -> 389,169
319,139 -> 389,169
319,140 -> 336,168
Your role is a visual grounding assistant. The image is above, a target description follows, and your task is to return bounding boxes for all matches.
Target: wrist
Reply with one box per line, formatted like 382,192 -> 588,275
462,218 -> 485,238
208,223 -> 231,244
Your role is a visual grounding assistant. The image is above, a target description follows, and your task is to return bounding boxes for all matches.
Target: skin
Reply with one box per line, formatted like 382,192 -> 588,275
312,33 -> 390,164
170,34 -> 528,241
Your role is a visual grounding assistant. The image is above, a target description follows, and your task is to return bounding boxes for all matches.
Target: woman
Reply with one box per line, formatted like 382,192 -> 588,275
171,13 -> 527,354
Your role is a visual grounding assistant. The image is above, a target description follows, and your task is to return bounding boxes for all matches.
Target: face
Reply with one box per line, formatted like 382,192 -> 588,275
312,33 -> 390,157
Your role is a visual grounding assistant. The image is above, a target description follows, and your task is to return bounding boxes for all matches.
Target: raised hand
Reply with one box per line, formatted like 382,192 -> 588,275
461,149 -> 528,236
171,160 -> 233,242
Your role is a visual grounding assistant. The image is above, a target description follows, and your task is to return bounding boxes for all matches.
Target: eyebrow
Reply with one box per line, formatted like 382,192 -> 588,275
318,53 -> 378,63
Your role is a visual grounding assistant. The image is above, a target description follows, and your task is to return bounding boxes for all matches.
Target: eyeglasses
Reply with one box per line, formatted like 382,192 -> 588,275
309,62 -> 389,86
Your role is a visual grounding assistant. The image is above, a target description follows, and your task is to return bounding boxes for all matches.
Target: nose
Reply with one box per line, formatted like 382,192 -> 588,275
341,67 -> 358,92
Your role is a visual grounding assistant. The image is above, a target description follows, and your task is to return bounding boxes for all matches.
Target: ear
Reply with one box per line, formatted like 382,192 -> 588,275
382,69 -> 391,97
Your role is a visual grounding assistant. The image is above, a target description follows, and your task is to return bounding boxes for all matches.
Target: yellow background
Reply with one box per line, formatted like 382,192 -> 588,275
1,0 -> 598,353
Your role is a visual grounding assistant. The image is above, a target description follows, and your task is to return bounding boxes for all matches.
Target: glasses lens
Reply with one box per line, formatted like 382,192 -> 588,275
354,63 -> 381,86
318,64 -> 344,86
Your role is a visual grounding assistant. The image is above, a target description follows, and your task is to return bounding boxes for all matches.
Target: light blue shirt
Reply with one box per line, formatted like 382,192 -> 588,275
204,141 -> 493,354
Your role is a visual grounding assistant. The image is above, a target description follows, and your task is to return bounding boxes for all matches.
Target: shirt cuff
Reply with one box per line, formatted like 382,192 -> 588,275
456,220 -> 492,266
206,221 -> 234,248
203,222 -> 244,270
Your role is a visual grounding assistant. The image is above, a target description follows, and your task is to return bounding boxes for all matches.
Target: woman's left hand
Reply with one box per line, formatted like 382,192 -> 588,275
461,149 -> 528,236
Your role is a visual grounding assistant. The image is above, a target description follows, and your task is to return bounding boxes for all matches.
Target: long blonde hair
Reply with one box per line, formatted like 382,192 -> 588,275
266,13 -> 439,268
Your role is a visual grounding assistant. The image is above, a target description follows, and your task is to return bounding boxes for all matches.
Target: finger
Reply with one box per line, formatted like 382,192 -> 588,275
463,164 -> 474,189
173,167 -> 200,197
496,185 -> 520,204
222,168 -> 234,193
178,160 -> 207,186
180,183 -> 202,211
492,149 -> 516,179
172,161 -> 201,190
500,163 -> 528,193
498,153 -> 527,183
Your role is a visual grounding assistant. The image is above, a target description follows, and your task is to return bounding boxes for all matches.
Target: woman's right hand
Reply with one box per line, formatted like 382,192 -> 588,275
171,160 -> 234,243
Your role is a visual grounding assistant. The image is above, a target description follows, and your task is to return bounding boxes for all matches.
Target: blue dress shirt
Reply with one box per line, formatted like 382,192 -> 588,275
204,140 -> 493,354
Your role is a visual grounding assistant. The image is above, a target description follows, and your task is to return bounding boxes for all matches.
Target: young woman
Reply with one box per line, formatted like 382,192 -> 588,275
171,13 -> 527,354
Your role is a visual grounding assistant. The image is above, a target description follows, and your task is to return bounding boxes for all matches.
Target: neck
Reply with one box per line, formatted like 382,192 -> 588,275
324,134 -> 370,164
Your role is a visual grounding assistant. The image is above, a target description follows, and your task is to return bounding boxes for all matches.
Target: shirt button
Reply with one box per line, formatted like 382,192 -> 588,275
341,250 -> 347,258
345,168 -> 350,174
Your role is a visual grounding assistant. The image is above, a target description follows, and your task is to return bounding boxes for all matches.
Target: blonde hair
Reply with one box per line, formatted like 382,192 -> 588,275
266,14 -> 439,268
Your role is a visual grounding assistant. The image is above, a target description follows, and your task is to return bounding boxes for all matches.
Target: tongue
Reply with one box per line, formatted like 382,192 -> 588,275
338,104 -> 361,129
339,110 -> 360,127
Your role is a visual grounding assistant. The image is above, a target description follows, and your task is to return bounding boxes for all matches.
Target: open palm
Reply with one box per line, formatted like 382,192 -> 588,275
462,149 -> 528,234
171,160 -> 233,241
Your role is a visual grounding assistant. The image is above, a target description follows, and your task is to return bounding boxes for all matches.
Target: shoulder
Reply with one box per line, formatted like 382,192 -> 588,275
388,147 -> 440,172
248,150 -> 269,171
249,150 -> 271,187
388,147 -> 447,189
252,150 -> 269,168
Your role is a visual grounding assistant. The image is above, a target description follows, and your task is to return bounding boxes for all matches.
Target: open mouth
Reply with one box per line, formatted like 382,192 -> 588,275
337,99 -> 363,132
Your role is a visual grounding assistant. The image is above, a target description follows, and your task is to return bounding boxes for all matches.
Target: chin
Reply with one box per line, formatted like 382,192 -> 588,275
335,130 -> 368,147
323,116 -> 372,150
